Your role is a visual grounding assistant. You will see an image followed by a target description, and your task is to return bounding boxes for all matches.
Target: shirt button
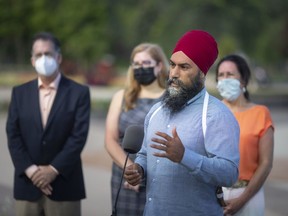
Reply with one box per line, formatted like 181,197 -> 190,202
42,141 -> 46,145
167,124 -> 170,128
156,160 -> 160,163
148,198 -> 152,202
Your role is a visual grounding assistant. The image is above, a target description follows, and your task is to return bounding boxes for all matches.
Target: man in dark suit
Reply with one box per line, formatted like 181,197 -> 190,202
6,32 -> 90,216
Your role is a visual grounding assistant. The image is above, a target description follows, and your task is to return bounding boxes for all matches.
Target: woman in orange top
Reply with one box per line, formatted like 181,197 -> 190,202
215,54 -> 274,216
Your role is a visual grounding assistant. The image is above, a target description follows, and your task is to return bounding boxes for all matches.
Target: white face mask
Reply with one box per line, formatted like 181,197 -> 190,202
35,55 -> 58,77
217,78 -> 242,101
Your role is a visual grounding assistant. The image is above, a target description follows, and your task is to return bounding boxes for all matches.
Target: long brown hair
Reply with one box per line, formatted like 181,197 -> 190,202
123,43 -> 169,111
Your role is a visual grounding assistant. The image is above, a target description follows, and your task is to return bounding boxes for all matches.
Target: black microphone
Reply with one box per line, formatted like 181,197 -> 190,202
111,125 -> 144,216
122,125 -> 144,153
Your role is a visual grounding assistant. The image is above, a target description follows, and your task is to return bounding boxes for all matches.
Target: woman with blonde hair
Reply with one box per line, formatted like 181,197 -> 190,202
105,43 -> 168,215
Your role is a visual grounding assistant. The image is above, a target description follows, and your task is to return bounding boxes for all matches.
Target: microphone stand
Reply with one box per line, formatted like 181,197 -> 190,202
111,152 -> 130,216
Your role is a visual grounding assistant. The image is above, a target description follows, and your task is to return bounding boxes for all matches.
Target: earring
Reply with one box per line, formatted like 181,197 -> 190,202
242,87 -> 246,92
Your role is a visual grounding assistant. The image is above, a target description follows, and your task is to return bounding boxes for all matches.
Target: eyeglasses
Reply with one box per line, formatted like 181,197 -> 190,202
131,60 -> 157,69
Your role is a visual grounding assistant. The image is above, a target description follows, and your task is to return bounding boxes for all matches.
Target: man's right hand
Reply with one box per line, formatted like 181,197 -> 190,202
124,163 -> 143,186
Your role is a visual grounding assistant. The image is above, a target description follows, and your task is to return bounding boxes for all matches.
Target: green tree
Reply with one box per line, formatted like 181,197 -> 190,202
0,0 -> 287,79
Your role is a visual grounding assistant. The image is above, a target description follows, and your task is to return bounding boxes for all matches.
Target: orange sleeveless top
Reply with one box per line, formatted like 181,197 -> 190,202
234,105 -> 274,180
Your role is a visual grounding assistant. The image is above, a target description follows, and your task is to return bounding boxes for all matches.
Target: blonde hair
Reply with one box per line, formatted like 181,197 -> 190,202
124,43 -> 169,111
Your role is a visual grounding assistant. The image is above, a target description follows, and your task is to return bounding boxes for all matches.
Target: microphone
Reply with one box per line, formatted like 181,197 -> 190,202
111,125 -> 144,216
122,125 -> 144,154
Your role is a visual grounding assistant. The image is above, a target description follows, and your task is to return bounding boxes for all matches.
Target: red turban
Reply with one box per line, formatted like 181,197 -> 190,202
172,30 -> 218,74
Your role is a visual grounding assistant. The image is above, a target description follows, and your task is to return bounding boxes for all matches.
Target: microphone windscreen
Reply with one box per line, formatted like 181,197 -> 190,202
122,125 -> 144,154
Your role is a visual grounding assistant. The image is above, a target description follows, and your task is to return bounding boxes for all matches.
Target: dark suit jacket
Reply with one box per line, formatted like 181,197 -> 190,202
6,75 -> 90,201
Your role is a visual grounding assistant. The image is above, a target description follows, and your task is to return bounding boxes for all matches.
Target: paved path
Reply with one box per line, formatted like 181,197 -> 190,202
0,87 -> 287,215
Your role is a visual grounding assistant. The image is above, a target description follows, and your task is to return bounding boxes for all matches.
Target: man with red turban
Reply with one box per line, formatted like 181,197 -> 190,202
124,30 -> 240,215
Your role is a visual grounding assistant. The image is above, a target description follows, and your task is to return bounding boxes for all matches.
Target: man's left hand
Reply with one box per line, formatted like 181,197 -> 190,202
150,127 -> 185,163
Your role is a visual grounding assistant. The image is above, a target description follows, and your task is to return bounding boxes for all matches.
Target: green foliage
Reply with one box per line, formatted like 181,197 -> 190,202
0,0 -> 288,79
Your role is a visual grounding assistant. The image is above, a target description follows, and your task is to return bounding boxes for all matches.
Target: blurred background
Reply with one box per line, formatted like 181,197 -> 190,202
0,0 -> 288,215
1,0 -> 288,87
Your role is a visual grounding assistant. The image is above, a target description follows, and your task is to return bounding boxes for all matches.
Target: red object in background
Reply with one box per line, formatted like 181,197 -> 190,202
86,55 -> 115,86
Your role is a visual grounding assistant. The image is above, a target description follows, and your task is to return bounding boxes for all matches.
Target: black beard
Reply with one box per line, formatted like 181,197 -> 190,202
162,73 -> 203,114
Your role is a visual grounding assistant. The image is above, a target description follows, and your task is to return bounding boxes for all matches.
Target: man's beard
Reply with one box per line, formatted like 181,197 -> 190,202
162,72 -> 203,114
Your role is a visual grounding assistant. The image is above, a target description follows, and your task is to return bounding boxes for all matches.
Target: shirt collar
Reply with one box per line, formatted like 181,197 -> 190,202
186,87 -> 206,106
38,73 -> 61,90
